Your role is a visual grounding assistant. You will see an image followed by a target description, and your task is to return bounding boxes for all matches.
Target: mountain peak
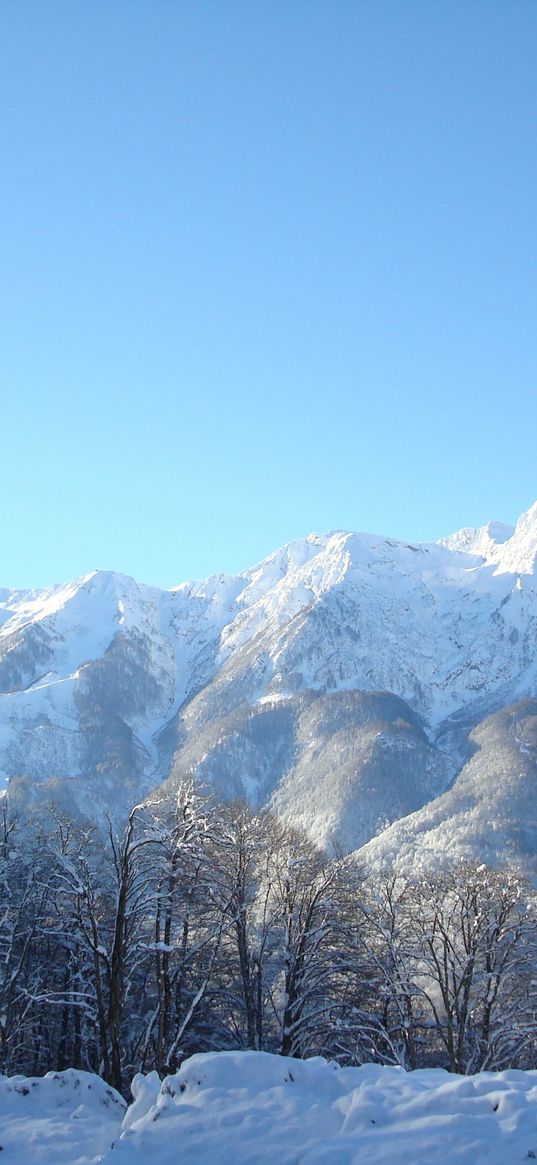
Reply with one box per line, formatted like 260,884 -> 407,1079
438,503 -> 537,575
493,501 -> 537,575
513,499 -> 537,534
437,518 -> 514,560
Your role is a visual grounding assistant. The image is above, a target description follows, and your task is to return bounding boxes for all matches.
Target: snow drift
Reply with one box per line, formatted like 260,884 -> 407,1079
4,1052 -> 537,1164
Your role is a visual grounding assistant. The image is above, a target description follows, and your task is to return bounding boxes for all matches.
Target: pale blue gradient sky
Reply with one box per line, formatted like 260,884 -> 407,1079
1,1 -> 536,588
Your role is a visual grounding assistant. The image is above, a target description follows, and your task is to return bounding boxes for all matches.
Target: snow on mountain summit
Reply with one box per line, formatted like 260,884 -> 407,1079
438,501 -> 537,575
438,519 -> 514,560
493,500 -> 537,575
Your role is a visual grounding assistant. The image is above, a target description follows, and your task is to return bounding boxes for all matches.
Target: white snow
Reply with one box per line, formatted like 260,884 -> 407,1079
439,504 -> 537,576
0,1068 -> 125,1164
4,1053 -> 537,1165
438,520 -> 515,560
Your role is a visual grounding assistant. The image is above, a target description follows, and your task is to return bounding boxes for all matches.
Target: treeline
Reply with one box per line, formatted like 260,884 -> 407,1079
0,784 -> 536,1094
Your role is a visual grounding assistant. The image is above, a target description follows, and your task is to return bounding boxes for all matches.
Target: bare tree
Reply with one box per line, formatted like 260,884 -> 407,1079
136,783 -> 227,1072
411,862 -> 537,1072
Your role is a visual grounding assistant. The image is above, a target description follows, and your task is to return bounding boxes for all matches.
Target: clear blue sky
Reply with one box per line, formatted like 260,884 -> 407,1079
1,1 -> 536,589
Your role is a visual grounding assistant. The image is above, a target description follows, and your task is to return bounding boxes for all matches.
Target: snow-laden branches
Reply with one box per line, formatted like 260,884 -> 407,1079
1,788 -> 537,1085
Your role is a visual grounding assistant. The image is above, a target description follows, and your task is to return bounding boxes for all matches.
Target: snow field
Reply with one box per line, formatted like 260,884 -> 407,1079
4,1053 -> 537,1164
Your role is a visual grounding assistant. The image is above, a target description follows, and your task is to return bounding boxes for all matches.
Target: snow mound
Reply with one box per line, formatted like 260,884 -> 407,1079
3,1054 -> 537,1164
100,1051 -> 537,1165
0,1068 -> 125,1164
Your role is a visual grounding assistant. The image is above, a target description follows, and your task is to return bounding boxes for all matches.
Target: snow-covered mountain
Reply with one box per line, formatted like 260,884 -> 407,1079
2,502 -> 537,869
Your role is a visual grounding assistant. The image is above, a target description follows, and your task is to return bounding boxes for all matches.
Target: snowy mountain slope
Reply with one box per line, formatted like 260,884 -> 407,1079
2,502 -> 537,864
163,689 -> 454,853
166,519 -> 537,733
0,569 -> 251,813
438,519 -> 514,559
357,698 -> 537,876
268,691 -> 454,852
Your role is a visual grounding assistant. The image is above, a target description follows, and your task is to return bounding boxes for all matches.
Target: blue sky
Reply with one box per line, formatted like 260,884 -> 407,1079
1,1 -> 536,588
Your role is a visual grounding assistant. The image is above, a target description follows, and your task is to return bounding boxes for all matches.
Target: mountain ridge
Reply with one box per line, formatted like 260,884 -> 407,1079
2,503 -> 537,871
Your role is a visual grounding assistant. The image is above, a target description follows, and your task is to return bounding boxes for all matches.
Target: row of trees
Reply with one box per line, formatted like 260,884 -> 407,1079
1,785 -> 536,1093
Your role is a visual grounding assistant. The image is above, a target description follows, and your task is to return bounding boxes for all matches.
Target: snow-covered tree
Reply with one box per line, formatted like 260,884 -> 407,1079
411,862 -> 537,1072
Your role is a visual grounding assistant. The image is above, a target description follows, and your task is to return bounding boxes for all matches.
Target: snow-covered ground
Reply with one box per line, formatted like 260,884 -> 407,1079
0,1068 -> 125,1163
4,1051 -> 537,1164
